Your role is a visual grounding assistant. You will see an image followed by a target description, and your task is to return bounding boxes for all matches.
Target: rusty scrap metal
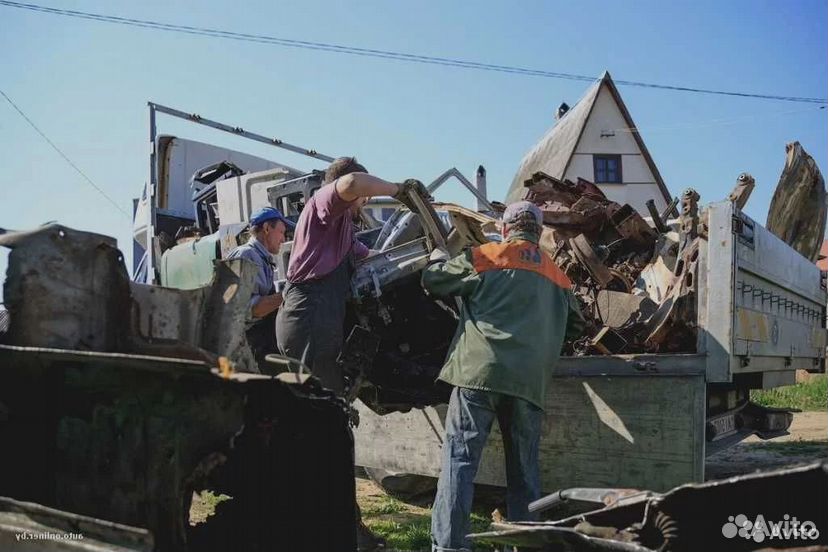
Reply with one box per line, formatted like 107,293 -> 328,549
660,196 -> 679,221
728,173 -> 756,210
639,189 -> 703,352
646,199 -> 669,234
569,234 -> 614,288
511,173 -> 716,355
766,141 -> 827,262
470,462 -> 828,552
595,291 -> 656,329
0,224 -> 258,372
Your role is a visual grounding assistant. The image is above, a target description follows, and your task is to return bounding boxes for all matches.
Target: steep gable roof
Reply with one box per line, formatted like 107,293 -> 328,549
506,71 -> 672,205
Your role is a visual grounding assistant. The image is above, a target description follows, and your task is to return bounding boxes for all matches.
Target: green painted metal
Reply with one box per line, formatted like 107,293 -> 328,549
158,234 -> 220,290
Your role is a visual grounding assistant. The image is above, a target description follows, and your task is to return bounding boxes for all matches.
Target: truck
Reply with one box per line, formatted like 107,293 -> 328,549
132,102 -> 826,497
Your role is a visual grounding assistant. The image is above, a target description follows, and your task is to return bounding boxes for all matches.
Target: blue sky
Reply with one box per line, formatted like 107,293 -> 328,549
1,0 -> 826,298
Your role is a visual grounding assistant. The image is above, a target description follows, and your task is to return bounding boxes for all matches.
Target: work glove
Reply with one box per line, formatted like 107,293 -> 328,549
393,179 -> 432,211
428,247 -> 451,263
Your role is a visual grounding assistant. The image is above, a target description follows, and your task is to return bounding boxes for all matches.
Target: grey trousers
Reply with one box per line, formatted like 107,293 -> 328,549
276,260 -> 350,394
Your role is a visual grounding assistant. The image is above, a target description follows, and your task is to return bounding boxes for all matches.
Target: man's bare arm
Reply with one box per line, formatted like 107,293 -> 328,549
336,173 -> 399,202
251,293 -> 282,318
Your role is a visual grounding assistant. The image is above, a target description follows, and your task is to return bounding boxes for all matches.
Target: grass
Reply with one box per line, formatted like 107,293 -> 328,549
189,483 -> 499,550
751,374 -> 827,411
361,496 -> 409,516
358,485 -> 498,551
744,440 -> 828,458
364,511 -> 496,552
189,490 -> 232,525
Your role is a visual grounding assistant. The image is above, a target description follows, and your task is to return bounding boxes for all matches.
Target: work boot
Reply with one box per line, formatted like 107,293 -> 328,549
356,519 -> 386,551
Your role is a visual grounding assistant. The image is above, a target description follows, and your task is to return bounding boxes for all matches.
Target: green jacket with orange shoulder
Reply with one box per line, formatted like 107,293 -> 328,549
421,232 -> 585,409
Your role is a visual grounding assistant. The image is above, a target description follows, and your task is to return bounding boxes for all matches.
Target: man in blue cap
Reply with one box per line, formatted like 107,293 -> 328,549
227,206 -> 294,370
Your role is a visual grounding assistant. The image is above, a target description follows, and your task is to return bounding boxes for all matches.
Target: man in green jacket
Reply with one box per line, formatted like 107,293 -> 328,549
424,201 -> 585,552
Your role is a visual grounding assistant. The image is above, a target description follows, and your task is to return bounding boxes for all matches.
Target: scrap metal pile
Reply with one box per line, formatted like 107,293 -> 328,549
513,171 -> 713,355
469,461 -> 828,552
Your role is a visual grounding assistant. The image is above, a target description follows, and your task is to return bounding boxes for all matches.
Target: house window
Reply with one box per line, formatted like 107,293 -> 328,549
593,155 -> 622,183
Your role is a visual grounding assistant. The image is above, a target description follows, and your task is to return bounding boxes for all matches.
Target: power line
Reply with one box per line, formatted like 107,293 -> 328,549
613,104 -> 827,134
0,88 -> 131,218
2,0 -> 825,105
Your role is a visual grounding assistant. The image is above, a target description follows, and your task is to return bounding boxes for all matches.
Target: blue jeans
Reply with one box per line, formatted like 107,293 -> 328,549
431,387 -> 543,552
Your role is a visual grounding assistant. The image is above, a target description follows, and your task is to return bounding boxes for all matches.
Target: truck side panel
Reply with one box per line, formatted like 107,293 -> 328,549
355,366 -> 705,492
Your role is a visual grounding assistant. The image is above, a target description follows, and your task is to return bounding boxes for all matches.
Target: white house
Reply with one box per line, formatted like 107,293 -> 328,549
507,71 -> 672,214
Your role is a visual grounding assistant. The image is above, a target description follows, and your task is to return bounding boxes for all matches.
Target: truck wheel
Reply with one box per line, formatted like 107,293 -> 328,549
364,467 -> 437,501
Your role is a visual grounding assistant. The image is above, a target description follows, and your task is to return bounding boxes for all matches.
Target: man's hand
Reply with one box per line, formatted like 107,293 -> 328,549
251,293 -> 283,318
429,247 -> 451,263
393,179 -> 432,211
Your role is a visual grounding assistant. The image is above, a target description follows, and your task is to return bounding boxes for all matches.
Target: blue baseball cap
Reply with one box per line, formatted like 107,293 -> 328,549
249,206 -> 295,228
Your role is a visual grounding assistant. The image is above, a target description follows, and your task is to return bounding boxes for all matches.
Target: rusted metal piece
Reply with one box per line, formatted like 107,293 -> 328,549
569,234 -> 614,288
589,326 -> 628,354
400,180 -> 448,251
0,224 -> 258,372
0,225 -> 130,352
660,197 -> 679,221
679,188 -> 700,246
766,142 -> 827,262
728,173 -> 755,210
609,204 -> 658,246
645,199 -> 669,234
642,238 -> 700,352
595,291 -> 656,329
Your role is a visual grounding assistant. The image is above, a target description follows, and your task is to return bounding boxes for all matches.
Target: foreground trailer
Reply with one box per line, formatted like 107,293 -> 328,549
0,225 -> 357,552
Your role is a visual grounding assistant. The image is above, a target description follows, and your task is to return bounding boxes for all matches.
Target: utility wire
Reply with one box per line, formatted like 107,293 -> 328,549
2,0 -> 825,105
612,104 -> 827,134
0,88 -> 131,218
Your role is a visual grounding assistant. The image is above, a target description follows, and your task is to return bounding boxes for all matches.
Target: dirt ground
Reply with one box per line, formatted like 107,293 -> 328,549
706,410 -> 828,479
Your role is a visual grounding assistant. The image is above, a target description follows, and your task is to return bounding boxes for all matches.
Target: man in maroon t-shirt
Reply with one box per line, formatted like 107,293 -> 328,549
276,156 -> 424,394
276,157 -> 426,551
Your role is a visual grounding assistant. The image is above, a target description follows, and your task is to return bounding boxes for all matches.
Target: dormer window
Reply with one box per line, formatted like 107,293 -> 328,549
594,155 -> 622,183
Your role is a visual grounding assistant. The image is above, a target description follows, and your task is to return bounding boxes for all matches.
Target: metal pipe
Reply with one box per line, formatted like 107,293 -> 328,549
427,167 -> 494,211
475,165 -> 488,211
661,196 -> 679,222
145,103 -> 158,284
646,199 -> 669,233
147,102 -> 336,162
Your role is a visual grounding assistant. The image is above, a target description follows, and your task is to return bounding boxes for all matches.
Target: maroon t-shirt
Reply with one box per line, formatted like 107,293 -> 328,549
286,179 -> 370,283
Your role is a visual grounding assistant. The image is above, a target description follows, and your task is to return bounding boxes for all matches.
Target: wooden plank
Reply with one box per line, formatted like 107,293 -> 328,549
354,373 -> 705,493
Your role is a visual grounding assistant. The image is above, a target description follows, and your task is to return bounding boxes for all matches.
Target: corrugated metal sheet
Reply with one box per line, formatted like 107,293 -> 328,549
0,309 -> 8,333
